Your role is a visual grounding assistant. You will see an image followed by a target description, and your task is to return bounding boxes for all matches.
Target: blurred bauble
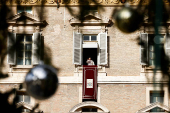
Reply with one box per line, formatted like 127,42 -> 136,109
25,65 -> 58,100
115,7 -> 143,33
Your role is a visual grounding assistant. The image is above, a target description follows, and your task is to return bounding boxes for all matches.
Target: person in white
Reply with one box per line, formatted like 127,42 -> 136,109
86,57 -> 95,65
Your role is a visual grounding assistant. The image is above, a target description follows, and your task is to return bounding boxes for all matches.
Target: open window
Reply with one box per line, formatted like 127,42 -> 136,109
73,32 -> 107,66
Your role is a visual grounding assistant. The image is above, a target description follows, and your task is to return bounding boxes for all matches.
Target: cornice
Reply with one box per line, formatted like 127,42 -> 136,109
1,0 -> 168,6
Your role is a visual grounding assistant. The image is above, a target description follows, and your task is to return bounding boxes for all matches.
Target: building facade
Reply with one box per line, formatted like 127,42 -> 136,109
0,0 -> 170,113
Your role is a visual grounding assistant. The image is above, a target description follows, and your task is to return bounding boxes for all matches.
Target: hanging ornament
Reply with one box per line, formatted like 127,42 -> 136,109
114,7 -> 143,33
25,65 -> 58,100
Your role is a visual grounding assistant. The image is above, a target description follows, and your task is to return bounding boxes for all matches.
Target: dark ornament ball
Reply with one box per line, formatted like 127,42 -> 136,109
25,65 -> 58,100
115,7 -> 143,33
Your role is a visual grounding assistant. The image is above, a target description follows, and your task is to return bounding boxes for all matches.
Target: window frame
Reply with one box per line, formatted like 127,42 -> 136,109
16,34 -> 33,66
146,87 -> 168,106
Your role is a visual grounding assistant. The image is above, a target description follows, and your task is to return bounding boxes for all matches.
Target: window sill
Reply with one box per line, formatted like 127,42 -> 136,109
142,65 -> 170,72
11,65 -> 34,69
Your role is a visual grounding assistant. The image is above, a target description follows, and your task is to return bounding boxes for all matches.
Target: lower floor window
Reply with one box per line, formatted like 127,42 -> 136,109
16,91 -> 31,112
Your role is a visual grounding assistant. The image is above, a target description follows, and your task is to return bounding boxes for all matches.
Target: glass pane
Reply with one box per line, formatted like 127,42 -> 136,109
17,95 -> 23,102
25,59 -> 31,65
16,44 -> 24,50
17,51 -> 24,57
25,51 -> 32,57
149,60 -> 154,66
157,97 -> 164,103
91,36 -> 97,41
17,6 -> 24,13
26,35 -> 32,41
83,36 -> 89,41
25,44 -> 32,50
26,7 -> 32,14
17,58 -> 23,65
24,95 -> 30,104
17,35 -> 24,42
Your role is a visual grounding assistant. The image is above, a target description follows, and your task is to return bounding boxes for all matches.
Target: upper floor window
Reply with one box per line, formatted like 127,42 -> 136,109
7,32 -> 42,66
16,35 -> 32,65
73,32 -> 107,66
17,6 -> 32,14
140,33 -> 167,66
83,35 -> 97,41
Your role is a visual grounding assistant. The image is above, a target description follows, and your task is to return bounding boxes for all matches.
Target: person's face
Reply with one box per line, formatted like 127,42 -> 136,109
89,58 -> 91,60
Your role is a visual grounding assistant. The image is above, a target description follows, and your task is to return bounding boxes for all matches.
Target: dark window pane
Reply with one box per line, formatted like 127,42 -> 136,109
25,44 -> 32,50
16,44 -> 24,50
91,36 -> 97,41
17,6 -> 24,13
26,7 -> 32,13
83,36 -> 89,41
17,51 -> 24,57
25,51 -> 32,57
17,95 -> 23,102
150,91 -> 164,103
17,58 -> 23,65
26,35 -> 32,41
17,35 -> 24,42
25,59 -> 31,65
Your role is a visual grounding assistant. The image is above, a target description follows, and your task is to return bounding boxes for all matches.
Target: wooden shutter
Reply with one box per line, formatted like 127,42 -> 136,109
98,32 -> 107,65
7,32 -> 16,65
165,33 -> 170,63
73,32 -> 82,65
140,33 -> 148,65
32,32 -> 41,65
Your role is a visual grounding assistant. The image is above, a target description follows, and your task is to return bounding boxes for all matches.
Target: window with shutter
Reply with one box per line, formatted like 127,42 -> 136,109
73,32 -> 108,66
140,33 -> 165,66
7,32 -> 41,65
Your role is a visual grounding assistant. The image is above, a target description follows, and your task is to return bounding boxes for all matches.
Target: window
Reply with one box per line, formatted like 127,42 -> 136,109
16,35 -> 32,65
83,35 -> 97,41
140,33 -> 166,66
150,91 -> 164,103
7,32 -> 41,66
148,34 -> 164,66
16,91 -> 31,112
149,91 -> 165,113
17,6 -> 32,14
146,87 -> 168,106
73,32 -> 107,65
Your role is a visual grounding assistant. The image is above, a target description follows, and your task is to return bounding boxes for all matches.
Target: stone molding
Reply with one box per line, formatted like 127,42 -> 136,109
0,72 -> 169,83
136,102 -> 170,113
69,102 -> 109,113
0,0 -> 164,6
